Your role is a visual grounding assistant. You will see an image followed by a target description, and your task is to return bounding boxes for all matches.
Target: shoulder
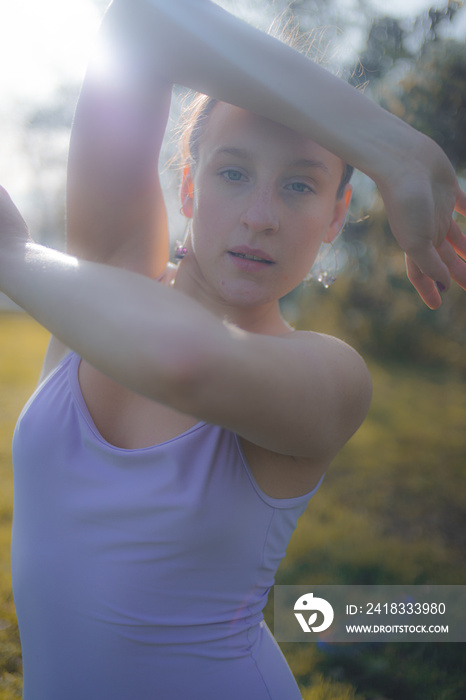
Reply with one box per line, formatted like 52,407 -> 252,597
281,329 -> 372,434
239,330 -> 372,497
268,328 -> 372,460
267,328 -> 371,397
186,322 -> 371,463
284,329 -> 370,379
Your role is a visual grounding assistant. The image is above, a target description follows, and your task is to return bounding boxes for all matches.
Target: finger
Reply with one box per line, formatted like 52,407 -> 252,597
447,219 -> 466,260
437,238 -> 466,291
405,243 -> 450,293
455,189 -> 466,218
405,254 -> 442,310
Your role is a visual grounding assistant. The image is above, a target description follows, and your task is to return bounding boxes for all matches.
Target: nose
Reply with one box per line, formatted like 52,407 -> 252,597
240,185 -> 279,234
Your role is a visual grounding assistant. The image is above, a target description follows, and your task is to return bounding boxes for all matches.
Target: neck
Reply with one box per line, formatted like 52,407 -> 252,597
172,257 -> 292,336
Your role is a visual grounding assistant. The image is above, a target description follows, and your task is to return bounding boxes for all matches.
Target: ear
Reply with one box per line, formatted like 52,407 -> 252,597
180,165 -> 194,218
323,185 -> 352,244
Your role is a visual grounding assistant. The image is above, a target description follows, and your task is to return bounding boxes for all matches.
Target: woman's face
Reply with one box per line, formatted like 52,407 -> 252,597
182,103 -> 350,309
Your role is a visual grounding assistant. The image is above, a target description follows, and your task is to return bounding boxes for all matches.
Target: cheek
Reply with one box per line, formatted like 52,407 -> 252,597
192,191 -> 242,262
286,211 -> 329,267
193,188 -> 230,234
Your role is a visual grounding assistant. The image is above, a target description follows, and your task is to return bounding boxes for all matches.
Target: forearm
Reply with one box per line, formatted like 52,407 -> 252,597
0,240 -> 219,402
112,0 -> 465,303
111,0 -> 427,184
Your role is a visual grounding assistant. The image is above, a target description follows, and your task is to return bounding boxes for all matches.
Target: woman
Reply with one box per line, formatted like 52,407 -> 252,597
1,0 -> 466,698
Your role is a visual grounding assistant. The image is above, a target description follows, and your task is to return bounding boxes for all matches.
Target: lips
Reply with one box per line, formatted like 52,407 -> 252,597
228,246 -> 275,265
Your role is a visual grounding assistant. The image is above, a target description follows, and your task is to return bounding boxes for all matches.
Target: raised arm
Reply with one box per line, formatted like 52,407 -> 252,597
45,0 -> 175,376
66,3 -> 172,275
98,0 -> 465,306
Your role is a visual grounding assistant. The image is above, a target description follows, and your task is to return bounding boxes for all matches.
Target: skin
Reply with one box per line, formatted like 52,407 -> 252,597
175,103 -> 351,335
1,0 -> 465,499
172,104 -> 366,497
0,106 -> 370,497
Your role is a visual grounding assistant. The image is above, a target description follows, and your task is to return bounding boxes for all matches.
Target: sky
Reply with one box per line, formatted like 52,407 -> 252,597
0,0 -> 101,103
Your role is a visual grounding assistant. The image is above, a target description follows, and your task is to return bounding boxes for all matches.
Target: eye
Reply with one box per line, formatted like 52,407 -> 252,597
285,181 -> 314,194
220,169 -> 245,182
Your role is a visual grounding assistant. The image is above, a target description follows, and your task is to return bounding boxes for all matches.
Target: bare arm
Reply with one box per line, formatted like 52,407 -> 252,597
65,0 -> 466,311
98,0 -> 466,305
0,195 -> 370,461
49,1 -> 176,374
66,16 -> 172,274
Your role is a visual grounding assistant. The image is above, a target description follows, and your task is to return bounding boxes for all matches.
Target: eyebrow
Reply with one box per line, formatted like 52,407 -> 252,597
212,148 -> 330,176
288,158 -> 330,176
212,147 -> 252,160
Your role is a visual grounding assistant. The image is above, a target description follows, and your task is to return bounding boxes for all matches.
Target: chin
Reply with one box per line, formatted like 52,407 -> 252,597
216,279 -> 278,308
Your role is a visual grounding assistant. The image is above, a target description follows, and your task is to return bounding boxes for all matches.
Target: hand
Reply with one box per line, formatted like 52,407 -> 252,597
377,137 -> 466,309
405,204 -> 466,309
0,186 -> 30,250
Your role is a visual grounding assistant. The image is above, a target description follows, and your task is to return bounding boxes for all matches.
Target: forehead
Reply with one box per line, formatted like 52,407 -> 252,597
198,102 -> 343,177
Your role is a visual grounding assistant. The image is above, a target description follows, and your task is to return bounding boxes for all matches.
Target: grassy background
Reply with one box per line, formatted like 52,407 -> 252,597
0,313 -> 465,699
0,315 -> 49,700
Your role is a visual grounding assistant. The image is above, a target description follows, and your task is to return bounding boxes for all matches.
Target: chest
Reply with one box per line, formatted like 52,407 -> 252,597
79,361 -> 324,499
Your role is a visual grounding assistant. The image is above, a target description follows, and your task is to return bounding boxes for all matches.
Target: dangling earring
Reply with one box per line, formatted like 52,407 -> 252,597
174,242 -> 187,260
306,241 -> 338,288
174,216 -> 192,261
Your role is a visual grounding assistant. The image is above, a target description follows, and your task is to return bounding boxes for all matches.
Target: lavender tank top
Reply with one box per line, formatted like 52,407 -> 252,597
11,352 -> 323,699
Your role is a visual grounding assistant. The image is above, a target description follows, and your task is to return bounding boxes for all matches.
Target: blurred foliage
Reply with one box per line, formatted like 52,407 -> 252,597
349,0 -> 464,87
380,39 -> 466,169
283,216 -> 466,375
0,316 -> 50,700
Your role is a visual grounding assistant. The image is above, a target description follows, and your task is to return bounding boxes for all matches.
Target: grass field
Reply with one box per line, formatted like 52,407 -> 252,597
0,313 -> 465,699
